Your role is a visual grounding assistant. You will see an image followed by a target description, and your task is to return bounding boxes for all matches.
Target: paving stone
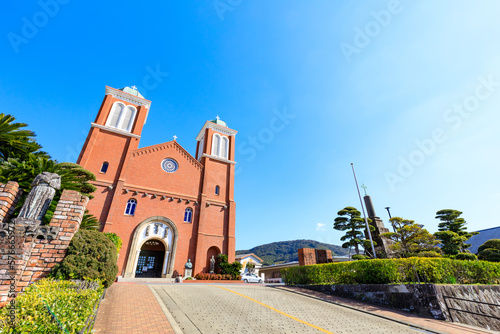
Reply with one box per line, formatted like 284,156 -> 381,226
152,284 -> 426,334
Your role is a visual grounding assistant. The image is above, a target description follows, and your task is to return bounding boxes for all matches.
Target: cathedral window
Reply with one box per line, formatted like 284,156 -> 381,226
215,185 -> 220,195
125,199 -> 137,216
106,102 -> 137,132
184,208 -> 193,223
100,162 -> 109,173
211,134 -> 229,159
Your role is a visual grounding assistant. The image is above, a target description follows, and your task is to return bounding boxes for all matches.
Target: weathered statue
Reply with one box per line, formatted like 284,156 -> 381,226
209,255 -> 215,273
185,259 -> 192,269
18,172 -> 61,222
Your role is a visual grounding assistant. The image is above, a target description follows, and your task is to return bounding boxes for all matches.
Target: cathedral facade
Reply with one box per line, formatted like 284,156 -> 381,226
77,86 -> 237,278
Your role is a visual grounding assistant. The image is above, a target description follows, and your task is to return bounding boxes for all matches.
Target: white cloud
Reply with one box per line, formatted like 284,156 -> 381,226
316,223 -> 326,231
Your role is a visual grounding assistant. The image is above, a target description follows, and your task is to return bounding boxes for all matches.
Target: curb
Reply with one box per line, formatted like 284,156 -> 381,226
149,285 -> 185,334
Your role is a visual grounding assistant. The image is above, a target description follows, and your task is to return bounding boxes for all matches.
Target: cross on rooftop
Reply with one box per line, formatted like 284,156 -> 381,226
216,115 -> 220,120
131,85 -> 138,90
173,135 -> 177,141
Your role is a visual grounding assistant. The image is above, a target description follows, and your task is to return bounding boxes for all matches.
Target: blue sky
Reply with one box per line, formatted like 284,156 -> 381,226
2,1 -> 500,250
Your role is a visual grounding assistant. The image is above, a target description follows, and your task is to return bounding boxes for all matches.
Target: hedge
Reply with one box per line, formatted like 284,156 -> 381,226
0,278 -> 103,333
50,229 -> 118,287
281,258 -> 500,285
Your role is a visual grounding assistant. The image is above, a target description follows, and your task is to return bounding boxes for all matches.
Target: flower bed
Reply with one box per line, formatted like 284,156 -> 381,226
194,273 -> 242,281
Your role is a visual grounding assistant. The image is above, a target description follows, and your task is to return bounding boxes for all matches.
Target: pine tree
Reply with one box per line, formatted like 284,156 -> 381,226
382,217 -> 440,258
434,209 -> 477,255
334,206 -> 369,255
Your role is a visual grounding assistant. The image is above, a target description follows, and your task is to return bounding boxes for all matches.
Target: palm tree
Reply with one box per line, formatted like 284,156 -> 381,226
0,113 -> 48,161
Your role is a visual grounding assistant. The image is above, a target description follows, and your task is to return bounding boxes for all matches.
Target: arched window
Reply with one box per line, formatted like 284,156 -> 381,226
106,102 -> 137,132
184,208 -> 193,223
125,199 -> 137,216
100,161 -> 109,173
215,185 -> 220,195
211,133 -> 230,159
211,134 -> 221,156
221,136 -> 229,159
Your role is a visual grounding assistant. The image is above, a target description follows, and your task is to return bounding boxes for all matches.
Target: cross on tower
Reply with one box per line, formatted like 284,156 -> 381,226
173,135 -> 177,141
216,115 -> 220,120
131,85 -> 138,90
361,183 -> 368,196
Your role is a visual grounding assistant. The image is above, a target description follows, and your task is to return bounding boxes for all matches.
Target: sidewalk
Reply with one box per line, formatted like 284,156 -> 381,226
278,286 -> 499,334
93,283 -> 175,334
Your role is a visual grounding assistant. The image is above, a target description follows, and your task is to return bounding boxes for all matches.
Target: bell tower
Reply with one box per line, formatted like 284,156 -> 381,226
194,117 -> 238,267
77,86 -> 151,223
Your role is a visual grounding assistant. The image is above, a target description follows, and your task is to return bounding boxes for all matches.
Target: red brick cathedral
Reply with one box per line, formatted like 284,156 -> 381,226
77,86 -> 237,278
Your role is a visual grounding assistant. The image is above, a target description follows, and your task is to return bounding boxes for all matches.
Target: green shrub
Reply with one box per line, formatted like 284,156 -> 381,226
0,278 -> 103,333
352,254 -> 370,260
455,253 -> 477,261
50,230 -> 118,287
478,248 -> 500,262
104,232 -> 122,254
411,251 -> 442,258
478,239 -> 500,253
281,257 -> 500,285
216,254 -> 243,279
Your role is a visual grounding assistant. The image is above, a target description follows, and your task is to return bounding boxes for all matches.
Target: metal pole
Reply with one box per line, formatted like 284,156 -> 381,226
351,163 -> 377,258
385,207 -> 396,233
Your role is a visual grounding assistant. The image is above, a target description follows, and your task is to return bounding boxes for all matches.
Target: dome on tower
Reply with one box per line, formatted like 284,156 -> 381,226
119,86 -> 144,98
210,116 -> 227,127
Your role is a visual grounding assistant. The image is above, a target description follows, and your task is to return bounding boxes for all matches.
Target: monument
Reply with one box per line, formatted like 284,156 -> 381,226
361,185 -> 393,257
184,259 -> 193,278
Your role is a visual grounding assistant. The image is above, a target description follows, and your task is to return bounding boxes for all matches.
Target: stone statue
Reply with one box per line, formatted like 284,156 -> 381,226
18,172 -> 61,222
209,255 -> 215,273
185,259 -> 192,269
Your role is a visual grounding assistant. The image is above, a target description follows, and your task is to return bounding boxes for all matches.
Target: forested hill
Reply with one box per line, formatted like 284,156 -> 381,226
236,239 -> 349,266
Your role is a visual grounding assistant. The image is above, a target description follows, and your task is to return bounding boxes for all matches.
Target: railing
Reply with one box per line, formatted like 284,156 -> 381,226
77,288 -> 106,334
443,295 -> 500,323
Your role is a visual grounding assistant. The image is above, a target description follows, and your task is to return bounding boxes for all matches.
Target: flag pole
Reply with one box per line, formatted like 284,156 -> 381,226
351,163 -> 377,258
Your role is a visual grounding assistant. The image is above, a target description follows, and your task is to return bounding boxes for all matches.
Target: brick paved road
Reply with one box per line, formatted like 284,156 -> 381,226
152,284 -> 432,334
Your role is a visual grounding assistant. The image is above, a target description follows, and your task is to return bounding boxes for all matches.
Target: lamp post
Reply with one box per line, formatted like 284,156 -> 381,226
385,207 -> 396,232
350,163 -> 376,259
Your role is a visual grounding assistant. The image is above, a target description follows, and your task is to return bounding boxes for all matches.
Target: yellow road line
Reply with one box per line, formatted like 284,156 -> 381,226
212,286 -> 334,334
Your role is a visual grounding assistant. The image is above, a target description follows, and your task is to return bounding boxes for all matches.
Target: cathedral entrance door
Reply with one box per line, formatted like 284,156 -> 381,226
135,240 -> 165,278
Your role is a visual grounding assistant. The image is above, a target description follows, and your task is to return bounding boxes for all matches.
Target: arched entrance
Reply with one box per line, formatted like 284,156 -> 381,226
135,239 -> 165,278
123,216 -> 179,279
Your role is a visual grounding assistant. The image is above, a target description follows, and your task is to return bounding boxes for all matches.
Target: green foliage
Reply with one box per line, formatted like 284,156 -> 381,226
104,232 -> 122,254
351,254 -> 370,260
281,257 -> 500,285
236,239 -> 349,265
0,278 -> 103,333
80,211 -> 101,230
382,217 -> 441,258
478,239 -> 500,253
50,230 -> 118,287
477,239 -> 500,262
0,113 -> 49,162
334,206 -> 371,255
434,209 -> 478,255
0,155 -> 97,223
455,253 -> 477,261
216,254 -> 242,279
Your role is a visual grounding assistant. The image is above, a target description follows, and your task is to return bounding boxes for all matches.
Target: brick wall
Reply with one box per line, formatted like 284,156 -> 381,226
0,181 -> 21,224
0,186 -> 88,305
298,248 -> 333,266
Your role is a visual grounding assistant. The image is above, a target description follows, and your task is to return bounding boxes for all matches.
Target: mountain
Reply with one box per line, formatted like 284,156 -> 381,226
236,239 -> 349,266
